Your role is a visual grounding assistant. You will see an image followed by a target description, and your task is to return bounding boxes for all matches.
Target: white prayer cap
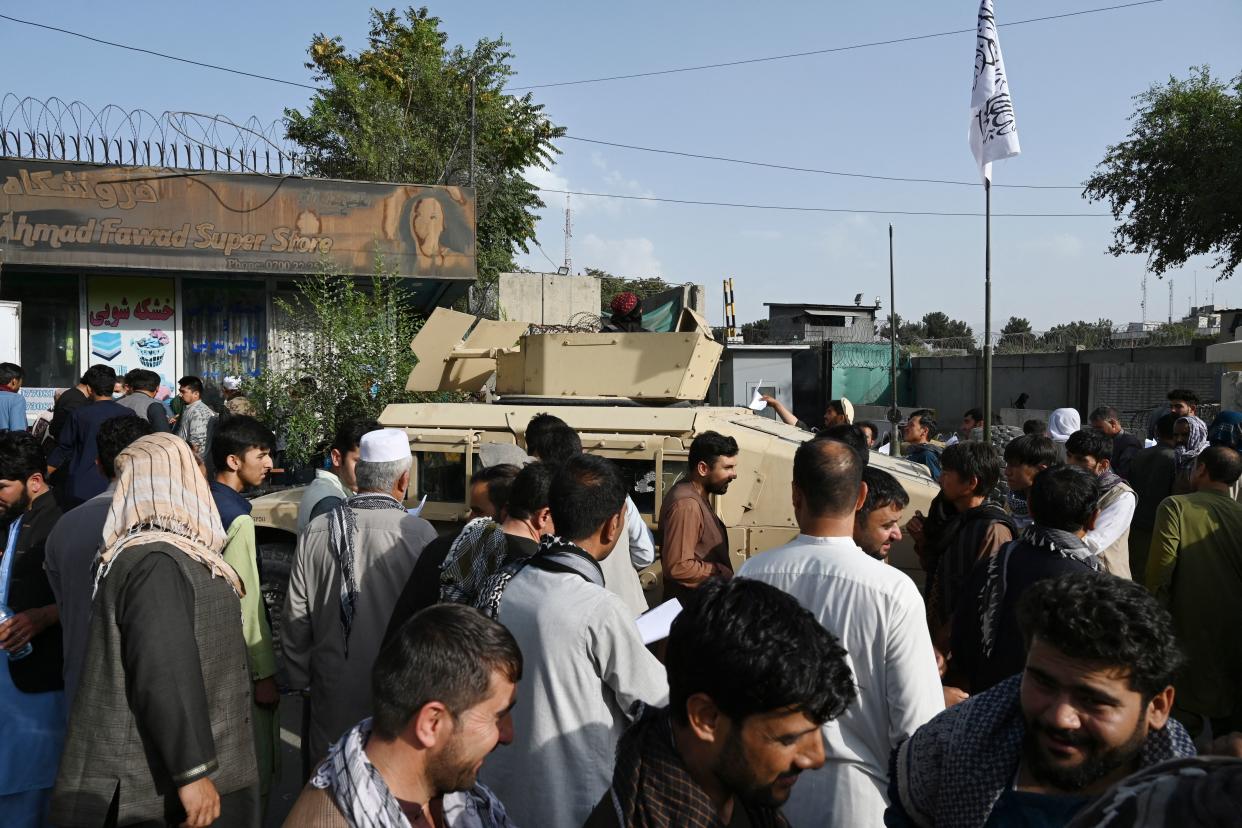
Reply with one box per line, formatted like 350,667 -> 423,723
840,397 -> 855,424
222,376 -> 243,391
359,428 -> 411,463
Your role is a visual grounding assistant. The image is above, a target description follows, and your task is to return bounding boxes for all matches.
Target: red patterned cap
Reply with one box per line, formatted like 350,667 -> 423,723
610,292 -> 639,315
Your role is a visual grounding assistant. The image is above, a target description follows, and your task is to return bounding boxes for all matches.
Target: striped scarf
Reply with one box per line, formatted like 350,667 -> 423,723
97,432 -> 241,596
327,493 -> 406,654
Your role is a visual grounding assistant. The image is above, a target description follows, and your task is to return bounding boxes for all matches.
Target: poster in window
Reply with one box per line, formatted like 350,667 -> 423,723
85,276 -> 176,400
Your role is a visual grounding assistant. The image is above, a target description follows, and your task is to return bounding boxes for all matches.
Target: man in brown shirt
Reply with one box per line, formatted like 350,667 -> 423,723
658,431 -> 739,602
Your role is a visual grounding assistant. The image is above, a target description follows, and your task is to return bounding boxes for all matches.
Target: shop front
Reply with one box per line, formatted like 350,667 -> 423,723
0,158 -> 476,422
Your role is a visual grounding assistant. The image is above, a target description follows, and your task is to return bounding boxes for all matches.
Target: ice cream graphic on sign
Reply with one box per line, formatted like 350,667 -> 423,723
134,329 -> 170,367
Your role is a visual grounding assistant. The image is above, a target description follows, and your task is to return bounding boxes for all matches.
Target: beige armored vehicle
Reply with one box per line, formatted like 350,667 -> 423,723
250,307 -> 939,600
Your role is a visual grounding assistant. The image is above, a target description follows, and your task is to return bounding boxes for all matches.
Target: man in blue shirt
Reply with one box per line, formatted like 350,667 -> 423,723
902,409 -> 943,481
0,362 -> 27,433
46,365 -> 135,509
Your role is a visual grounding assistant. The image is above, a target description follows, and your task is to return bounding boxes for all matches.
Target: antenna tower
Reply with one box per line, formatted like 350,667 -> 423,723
1140,272 -> 1148,325
562,194 -> 573,274
1168,279 -> 1174,323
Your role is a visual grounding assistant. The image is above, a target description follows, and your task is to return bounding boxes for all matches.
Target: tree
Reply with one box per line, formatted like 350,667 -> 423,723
877,312 -> 928,342
1041,319 -> 1114,348
1001,316 -> 1032,336
586,267 -> 672,312
1084,67 -> 1242,279
285,8 -> 565,314
244,265 -> 441,466
920,312 -> 974,342
741,318 -> 770,344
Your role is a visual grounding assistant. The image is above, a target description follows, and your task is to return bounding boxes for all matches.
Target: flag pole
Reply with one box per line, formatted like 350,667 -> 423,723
983,178 -> 992,443
889,223 -> 902,458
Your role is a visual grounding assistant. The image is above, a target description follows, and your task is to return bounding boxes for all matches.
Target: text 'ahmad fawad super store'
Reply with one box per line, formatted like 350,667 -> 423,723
0,99 -> 477,422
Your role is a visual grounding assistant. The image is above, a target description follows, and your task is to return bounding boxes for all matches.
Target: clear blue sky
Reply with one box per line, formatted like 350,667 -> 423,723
3,0 -> 1239,331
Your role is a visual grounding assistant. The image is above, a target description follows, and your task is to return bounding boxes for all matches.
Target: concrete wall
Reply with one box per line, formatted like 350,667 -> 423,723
909,345 -> 1222,422
498,272 -> 601,326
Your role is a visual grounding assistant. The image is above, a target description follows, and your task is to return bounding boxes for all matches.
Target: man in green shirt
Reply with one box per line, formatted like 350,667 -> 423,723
1147,444 -> 1242,738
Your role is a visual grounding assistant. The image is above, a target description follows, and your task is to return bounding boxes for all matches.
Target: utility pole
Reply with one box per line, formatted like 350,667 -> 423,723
468,74 -> 476,188
888,224 -> 901,459
1168,279 -> 1174,323
562,194 -> 573,274
1141,272 -> 1147,326
983,179 -> 992,443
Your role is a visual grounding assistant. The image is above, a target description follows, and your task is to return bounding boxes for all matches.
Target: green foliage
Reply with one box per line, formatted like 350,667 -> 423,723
1084,67 -> 1242,279
741,318 -> 770,344
243,263 -> 431,466
1001,316 -> 1032,336
878,311 -> 973,344
1146,320 -> 1198,346
285,7 -> 565,313
586,267 -> 672,312
1041,318 -> 1115,348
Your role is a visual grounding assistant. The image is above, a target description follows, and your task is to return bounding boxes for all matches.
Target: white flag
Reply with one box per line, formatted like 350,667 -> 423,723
970,0 -> 1020,183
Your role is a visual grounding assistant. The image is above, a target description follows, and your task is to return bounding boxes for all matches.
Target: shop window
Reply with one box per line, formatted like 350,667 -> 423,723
182,278 -> 266,394
0,271 -> 80,387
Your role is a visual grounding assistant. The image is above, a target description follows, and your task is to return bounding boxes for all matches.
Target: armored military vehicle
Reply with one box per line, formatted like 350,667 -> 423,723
250,306 -> 939,602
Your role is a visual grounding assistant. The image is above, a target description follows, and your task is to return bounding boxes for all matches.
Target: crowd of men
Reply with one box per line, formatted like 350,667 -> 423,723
2,360 -> 1241,827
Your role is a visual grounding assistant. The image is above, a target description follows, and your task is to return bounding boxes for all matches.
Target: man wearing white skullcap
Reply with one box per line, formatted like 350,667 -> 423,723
221,375 -> 255,416
283,428 -> 438,762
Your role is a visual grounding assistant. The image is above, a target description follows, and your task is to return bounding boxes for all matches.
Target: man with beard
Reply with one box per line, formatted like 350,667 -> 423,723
854,467 -> 909,562
585,577 -> 856,827
658,431 -> 739,602
0,432 -> 65,824
478,454 -> 668,828
286,603 -> 521,827
888,572 -> 1194,827
738,438 -> 942,827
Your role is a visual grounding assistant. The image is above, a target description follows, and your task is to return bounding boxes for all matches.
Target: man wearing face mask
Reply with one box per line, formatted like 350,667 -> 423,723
585,577 -> 856,827
283,428 -> 438,763
889,573 -> 1194,827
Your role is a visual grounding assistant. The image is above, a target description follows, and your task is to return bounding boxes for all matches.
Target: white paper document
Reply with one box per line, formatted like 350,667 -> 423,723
407,494 -> 428,517
748,381 -> 768,411
635,598 -> 683,645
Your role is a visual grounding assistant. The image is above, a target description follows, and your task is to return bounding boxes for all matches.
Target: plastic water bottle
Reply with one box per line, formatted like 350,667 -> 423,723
0,603 -> 32,660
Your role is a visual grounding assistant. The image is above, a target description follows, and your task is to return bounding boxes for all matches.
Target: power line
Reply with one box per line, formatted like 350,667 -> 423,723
564,135 -> 1082,190
0,13 -> 319,91
1,2 -> 1163,97
509,0 -> 1165,90
533,187 -> 1110,218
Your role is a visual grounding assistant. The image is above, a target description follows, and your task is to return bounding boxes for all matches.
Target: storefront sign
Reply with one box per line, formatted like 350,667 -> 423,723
19,386 -> 58,426
86,276 -> 178,400
0,160 -> 476,282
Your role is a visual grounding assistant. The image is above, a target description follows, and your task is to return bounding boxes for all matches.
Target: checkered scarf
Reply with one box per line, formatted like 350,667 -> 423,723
891,675 -> 1195,828
326,493 -> 405,655
604,707 -> 788,828
440,517 -> 510,605
312,718 -> 514,828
